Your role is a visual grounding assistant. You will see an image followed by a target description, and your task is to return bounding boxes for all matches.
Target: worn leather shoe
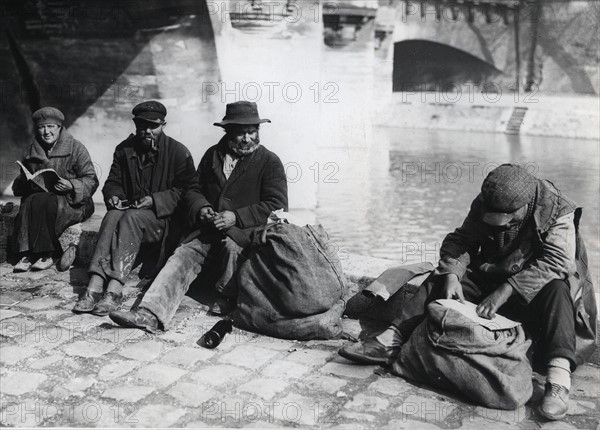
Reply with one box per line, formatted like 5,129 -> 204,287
109,307 -> 159,333
539,383 -> 569,420
91,292 -> 123,316
72,291 -> 104,313
31,256 -> 54,271
57,245 -> 77,272
209,296 -> 236,316
338,338 -> 400,365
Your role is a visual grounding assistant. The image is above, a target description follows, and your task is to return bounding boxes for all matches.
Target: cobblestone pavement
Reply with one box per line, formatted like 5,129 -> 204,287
1,263 -> 599,429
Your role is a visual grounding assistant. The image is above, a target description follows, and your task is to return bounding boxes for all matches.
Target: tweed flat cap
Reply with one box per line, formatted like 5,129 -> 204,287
481,164 -> 537,225
32,107 -> 64,126
132,101 -> 167,123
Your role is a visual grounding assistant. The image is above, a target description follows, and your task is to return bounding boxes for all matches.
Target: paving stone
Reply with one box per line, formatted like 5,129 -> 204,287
566,399 -> 597,416
237,377 -> 289,400
1,371 -> 48,395
27,354 -> 63,369
26,325 -> 73,350
62,340 -> 115,357
473,405 -> 528,424
131,404 -> 186,428
98,360 -> 140,380
245,336 -> 297,351
0,309 -> 22,321
319,360 -> 375,379
399,395 -> 459,425
572,378 -> 600,398
573,364 -> 600,379
0,398 -> 56,427
287,348 -> 334,366
63,375 -> 97,393
266,393 -> 327,426
167,381 -> 216,406
218,345 -> 280,370
134,363 -> 187,387
0,345 -> 38,365
31,309 -> 72,321
297,375 -> 347,394
16,297 -> 63,311
539,421 -> 580,430
101,385 -> 155,403
344,393 -> 389,412
161,346 -> 215,367
96,327 -> 146,344
368,376 -> 412,396
0,317 -> 39,338
383,419 -> 442,430
0,291 -> 32,305
261,359 -> 311,380
69,402 -> 131,428
185,421 -> 210,428
191,364 -> 250,387
118,340 -> 163,361
338,411 -> 376,422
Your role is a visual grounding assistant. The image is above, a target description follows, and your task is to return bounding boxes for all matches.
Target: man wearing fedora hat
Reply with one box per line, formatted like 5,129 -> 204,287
73,101 -> 196,316
338,164 -> 597,420
109,101 -> 288,330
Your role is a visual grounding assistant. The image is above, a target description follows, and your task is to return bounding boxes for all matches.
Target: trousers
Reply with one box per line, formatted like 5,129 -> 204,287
139,234 -> 245,328
88,209 -> 166,283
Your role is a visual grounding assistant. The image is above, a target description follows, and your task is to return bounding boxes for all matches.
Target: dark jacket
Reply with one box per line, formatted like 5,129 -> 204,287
436,179 -> 597,365
102,132 -> 196,265
13,129 -> 99,235
184,138 -> 288,248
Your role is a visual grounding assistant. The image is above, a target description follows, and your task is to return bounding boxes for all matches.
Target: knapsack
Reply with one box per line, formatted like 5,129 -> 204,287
391,301 -> 533,409
233,222 -> 347,340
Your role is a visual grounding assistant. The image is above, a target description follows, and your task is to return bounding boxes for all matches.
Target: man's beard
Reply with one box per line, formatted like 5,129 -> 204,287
137,133 -> 158,151
227,135 -> 260,156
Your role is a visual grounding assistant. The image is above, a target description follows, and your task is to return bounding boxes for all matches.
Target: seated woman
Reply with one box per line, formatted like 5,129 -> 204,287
12,107 -> 99,272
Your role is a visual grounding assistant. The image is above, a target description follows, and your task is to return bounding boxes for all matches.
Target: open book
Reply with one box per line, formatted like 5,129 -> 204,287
15,160 -> 63,193
435,299 -> 521,330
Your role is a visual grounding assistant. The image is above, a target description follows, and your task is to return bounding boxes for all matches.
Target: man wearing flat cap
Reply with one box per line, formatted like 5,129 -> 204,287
109,101 -> 288,330
339,164 -> 597,421
12,107 -> 99,272
73,101 -> 196,316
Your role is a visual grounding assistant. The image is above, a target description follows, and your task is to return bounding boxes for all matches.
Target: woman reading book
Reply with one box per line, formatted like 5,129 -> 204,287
12,107 -> 99,272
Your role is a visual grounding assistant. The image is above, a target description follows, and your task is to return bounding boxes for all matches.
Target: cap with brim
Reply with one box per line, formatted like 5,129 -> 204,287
32,107 -> 64,126
214,101 -> 270,127
132,101 -> 167,124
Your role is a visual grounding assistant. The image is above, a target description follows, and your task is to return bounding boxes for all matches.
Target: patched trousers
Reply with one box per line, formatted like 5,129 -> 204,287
138,234 -> 245,328
88,209 -> 166,283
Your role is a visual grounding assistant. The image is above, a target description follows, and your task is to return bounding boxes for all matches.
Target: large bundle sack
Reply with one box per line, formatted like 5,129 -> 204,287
233,223 -> 347,340
391,301 -> 533,409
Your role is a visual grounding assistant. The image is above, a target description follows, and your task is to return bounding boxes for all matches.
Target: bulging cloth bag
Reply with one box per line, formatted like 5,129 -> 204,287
233,223 -> 347,340
391,301 -> 533,409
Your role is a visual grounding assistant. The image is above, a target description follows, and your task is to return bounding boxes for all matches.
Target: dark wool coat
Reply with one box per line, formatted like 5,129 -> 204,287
184,137 -> 288,248
12,129 -> 99,242
102,132 -> 197,266
436,179 -> 597,365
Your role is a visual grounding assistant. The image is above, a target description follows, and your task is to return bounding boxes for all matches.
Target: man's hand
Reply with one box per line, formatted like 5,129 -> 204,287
213,210 -> 236,231
200,206 -> 216,224
132,196 -> 153,210
441,274 -> 465,303
107,195 -> 122,209
476,282 -> 514,319
54,178 -> 74,193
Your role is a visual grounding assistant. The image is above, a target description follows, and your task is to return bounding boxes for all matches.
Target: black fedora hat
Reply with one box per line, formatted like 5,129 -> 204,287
214,101 -> 271,127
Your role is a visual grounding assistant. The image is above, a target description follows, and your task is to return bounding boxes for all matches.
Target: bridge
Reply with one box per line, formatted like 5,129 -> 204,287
1,0 -> 598,200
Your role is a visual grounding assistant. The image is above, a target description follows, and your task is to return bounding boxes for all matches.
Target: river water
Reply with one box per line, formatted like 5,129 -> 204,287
315,126 -> 600,287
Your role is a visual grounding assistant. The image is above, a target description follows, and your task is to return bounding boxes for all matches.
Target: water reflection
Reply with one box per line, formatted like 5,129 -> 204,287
316,127 -> 600,287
